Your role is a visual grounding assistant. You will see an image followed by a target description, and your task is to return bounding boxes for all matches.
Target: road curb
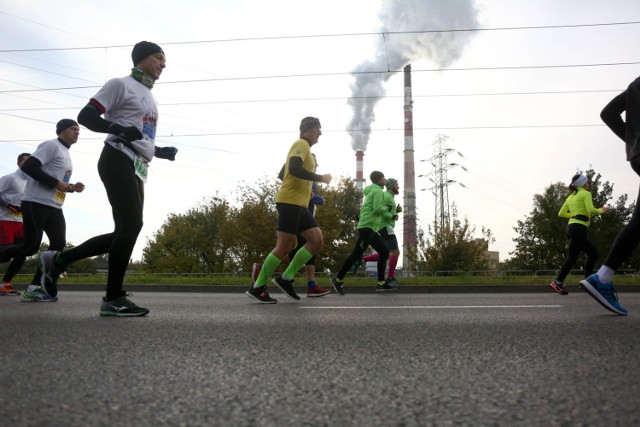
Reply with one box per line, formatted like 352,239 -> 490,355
48,283 -> 640,293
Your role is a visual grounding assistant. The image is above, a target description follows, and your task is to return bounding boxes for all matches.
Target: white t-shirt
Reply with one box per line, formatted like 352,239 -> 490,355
0,169 -> 28,222
93,75 -> 158,163
22,139 -> 72,209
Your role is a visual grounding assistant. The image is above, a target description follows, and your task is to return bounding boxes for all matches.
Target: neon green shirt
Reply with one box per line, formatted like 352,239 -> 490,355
377,190 -> 398,233
357,183 -> 390,230
558,187 -> 604,227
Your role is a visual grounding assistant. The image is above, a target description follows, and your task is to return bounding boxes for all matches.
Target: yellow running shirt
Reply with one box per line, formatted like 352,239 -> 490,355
275,138 -> 316,208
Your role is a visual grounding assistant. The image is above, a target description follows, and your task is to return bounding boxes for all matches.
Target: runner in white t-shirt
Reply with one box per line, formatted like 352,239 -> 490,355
0,120 -> 85,302
0,153 -> 30,295
39,41 -> 178,317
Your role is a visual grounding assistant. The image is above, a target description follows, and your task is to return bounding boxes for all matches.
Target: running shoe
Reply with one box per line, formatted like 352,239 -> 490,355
376,281 -> 396,292
549,280 -> 568,295
579,274 -> 628,316
21,287 -> 58,302
307,285 -> 331,297
330,274 -> 345,296
39,250 -> 62,297
386,277 -> 399,288
100,295 -> 149,317
272,275 -> 300,301
245,285 -> 277,304
0,283 -> 19,296
251,263 -> 262,283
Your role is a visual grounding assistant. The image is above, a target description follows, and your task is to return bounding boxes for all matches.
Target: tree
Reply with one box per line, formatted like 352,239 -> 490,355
228,178 -> 280,271
412,206 -> 495,272
142,196 -> 235,273
314,176 -> 360,272
141,175 -> 362,274
507,168 -> 637,272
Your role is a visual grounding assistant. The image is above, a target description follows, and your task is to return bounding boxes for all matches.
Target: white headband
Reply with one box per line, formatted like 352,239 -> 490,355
572,174 -> 587,187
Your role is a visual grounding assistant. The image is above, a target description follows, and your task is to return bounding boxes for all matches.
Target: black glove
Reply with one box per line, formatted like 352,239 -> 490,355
7,204 -> 21,214
392,214 -> 399,221
108,123 -> 143,143
155,146 -> 178,161
396,204 -> 402,213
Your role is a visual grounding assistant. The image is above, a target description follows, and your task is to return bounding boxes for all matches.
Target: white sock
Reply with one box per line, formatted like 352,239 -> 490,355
596,266 -> 615,284
27,284 -> 38,292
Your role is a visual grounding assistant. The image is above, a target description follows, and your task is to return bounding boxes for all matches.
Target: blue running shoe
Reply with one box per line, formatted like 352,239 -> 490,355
21,287 -> 58,302
579,274 -> 628,316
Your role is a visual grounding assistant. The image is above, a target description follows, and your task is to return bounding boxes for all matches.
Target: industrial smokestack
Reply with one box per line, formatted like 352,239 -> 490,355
346,0 -> 479,153
355,150 -> 365,195
403,64 -> 417,273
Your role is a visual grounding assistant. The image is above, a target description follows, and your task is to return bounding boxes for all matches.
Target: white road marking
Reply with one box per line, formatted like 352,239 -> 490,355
299,305 -> 563,309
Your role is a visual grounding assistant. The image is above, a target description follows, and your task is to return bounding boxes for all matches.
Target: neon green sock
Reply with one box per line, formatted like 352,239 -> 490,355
283,246 -> 314,279
254,253 -> 282,288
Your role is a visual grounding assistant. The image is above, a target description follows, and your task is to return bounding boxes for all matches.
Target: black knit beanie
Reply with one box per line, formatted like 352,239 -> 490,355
56,119 -> 78,135
131,41 -> 164,66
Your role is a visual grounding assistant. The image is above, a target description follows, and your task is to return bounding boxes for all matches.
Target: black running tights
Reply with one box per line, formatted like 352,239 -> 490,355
338,228 -> 389,282
59,145 -> 144,300
603,156 -> 640,271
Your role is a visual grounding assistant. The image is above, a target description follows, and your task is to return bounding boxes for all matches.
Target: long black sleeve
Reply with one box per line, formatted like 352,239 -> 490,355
601,92 -> 626,142
78,103 -> 111,133
287,156 -> 321,182
21,156 -> 58,189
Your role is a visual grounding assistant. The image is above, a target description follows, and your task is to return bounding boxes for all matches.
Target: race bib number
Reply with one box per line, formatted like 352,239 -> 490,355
54,190 -> 66,205
134,155 -> 148,183
8,210 -> 22,219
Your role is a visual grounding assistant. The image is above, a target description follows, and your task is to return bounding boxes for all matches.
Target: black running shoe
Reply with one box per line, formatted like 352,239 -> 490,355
330,274 -> 345,296
245,285 -> 277,304
39,251 -> 62,297
272,275 -> 300,301
100,296 -> 149,317
376,281 -> 396,292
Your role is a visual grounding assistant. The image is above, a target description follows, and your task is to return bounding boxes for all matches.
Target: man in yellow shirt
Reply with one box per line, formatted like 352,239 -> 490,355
246,117 -> 332,303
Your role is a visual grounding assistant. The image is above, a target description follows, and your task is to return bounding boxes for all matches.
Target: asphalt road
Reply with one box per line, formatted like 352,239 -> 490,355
1,291 -> 639,426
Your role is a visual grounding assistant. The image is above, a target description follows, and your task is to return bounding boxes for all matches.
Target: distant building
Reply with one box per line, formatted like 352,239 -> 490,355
474,238 -> 499,267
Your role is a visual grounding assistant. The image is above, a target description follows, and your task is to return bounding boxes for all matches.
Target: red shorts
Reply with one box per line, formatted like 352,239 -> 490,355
0,220 -> 23,245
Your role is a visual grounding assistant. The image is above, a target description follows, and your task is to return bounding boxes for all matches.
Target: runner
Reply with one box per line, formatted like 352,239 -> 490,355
38,41 -> 177,316
246,117 -> 332,303
0,153 -> 30,296
331,171 -> 393,295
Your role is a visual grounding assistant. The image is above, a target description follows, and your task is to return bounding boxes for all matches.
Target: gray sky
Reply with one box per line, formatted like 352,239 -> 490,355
1,0 -> 640,264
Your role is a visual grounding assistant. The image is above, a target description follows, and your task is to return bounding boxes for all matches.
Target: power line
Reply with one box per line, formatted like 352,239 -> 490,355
0,122 -> 611,140
0,61 -> 638,94
0,88 -> 625,112
0,21 -> 639,53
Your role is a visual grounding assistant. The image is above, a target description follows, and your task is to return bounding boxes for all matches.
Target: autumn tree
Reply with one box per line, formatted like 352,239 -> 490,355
507,168 -> 636,272
412,206 -> 495,272
141,176 -> 361,274
142,196 -> 235,273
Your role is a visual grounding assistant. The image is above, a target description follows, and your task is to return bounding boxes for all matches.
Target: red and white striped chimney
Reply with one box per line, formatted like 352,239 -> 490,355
355,150 -> 364,195
403,64 -> 416,272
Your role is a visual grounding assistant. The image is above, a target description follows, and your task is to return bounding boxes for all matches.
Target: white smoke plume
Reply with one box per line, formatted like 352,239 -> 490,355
347,0 -> 480,151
